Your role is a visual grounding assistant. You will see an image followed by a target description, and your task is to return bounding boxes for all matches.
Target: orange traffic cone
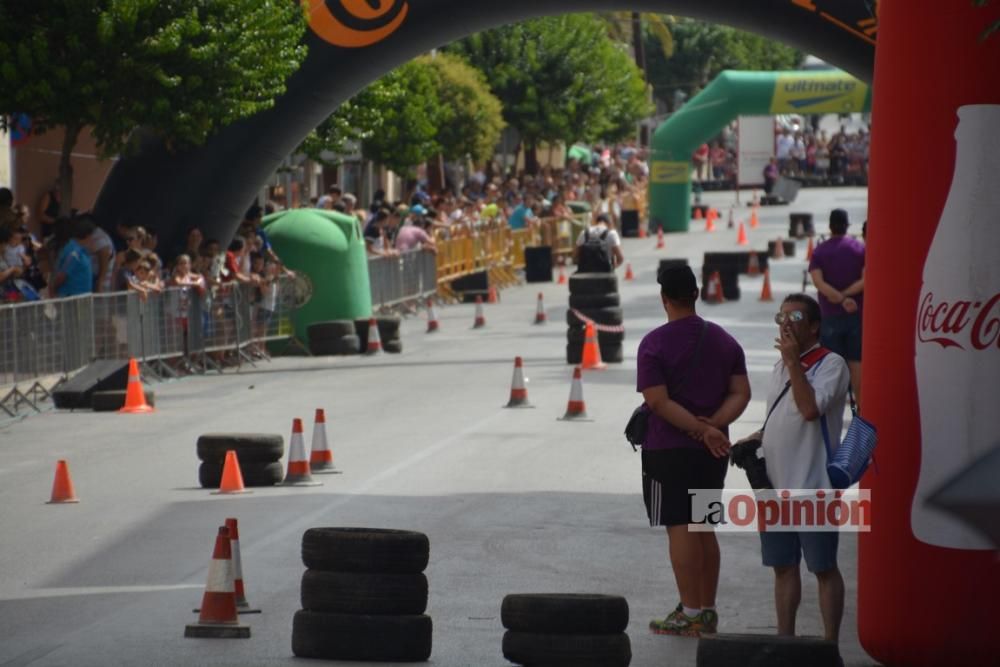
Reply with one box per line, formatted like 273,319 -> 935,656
580,321 -> 606,371
736,221 -> 749,246
309,409 -> 339,474
488,285 -> 499,304
638,224 -> 647,239
426,298 -> 439,333
693,207 -> 703,221
119,358 -> 153,413
534,293 -> 546,325
366,318 -> 382,354
705,209 -> 716,232
47,459 -> 79,504
504,356 -> 533,408
185,526 -> 250,638
624,263 -> 635,281
656,226 -> 665,250
213,450 -> 250,495
282,418 -> 321,487
473,295 -> 486,328
557,266 -> 567,285
224,518 -> 260,614
728,206 -> 736,229
806,236 -> 815,261
750,206 -> 760,230
759,269 -> 775,302
773,236 -> 786,259
747,251 -> 761,276
705,271 -> 726,304
558,367 -> 591,421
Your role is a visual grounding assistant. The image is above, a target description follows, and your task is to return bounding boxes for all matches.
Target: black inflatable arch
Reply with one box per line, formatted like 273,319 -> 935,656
94,0 -> 875,252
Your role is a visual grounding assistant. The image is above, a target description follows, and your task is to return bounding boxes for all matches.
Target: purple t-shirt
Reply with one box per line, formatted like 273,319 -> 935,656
636,316 -> 747,451
808,235 -> 865,316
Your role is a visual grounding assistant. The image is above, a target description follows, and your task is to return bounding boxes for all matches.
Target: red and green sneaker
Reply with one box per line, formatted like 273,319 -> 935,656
650,604 -> 702,637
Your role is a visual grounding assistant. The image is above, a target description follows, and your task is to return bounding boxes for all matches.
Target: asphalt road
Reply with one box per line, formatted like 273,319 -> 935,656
0,187 -> 878,667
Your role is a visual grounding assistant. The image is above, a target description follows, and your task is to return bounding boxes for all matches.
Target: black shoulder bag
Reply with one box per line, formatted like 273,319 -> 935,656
625,320 -> 709,451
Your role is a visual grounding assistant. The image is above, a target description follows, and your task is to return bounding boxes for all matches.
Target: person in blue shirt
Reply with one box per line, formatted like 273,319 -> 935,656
51,218 -> 95,298
508,193 -> 538,230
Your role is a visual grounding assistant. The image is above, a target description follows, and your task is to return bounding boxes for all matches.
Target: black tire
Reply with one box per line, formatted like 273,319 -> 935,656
376,316 -> 402,340
91,390 -> 155,412
308,320 -> 357,342
292,610 -> 432,662
353,317 -> 400,347
568,292 -> 620,309
567,327 -> 625,345
301,570 -> 428,615
501,594 -> 629,634
302,528 -> 430,574
502,631 -> 631,667
198,461 -> 283,488
567,343 -> 582,365
566,307 -> 623,327
310,334 -> 361,356
383,339 -> 403,354
568,273 -> 618,295
600,343 -> 624,363
196,433 -> 284,464
696,633 -> 841,667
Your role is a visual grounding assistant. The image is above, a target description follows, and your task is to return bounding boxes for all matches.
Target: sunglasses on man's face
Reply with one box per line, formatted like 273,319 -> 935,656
774,310 -> 806,325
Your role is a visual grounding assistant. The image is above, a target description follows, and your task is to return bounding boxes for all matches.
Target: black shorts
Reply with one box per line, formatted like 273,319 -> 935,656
642,447 -> 728,527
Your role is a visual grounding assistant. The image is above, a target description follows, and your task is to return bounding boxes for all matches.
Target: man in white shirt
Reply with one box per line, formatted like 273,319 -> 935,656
573,213 -> 624,271
741,293 -> 849,645
776,129 -> 795,174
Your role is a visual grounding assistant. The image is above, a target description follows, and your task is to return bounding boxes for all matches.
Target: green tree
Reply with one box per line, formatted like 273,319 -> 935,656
449,14 -> 652,173
417,53 -> 504,163
0,0 -> 307,214
358,61 -> 445,176
298,79 -> 405,167
644,18 -> 802,108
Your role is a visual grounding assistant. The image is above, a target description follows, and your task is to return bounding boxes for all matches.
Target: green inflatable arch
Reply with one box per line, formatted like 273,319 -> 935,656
648,69 -> 873,233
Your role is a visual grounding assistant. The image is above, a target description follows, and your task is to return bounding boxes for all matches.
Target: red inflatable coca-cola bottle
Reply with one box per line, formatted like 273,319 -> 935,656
861,2 -> 1000,666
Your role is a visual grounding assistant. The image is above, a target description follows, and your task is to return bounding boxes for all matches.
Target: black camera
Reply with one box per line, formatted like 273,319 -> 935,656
730,438 -> 774,490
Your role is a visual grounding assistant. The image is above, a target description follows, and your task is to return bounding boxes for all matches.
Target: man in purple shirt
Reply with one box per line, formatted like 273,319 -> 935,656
808,208 -> 864,405
638,265 -> 751,637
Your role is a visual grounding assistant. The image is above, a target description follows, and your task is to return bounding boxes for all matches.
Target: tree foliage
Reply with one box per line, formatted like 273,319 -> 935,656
448,14 -> 653,157
301,53 -> 504,173
644,18 -> 802,108
416,53 -> 504,163
0,0 -> 308,212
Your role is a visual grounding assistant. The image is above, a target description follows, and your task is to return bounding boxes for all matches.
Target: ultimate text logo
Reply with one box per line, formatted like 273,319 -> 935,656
770,75 -> 869,114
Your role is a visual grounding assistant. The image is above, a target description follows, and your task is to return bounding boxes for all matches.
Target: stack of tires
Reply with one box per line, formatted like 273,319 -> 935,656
567,273 -> 624,364
195,434 -> 284,488
293,528 -> 432,662
308,320 -> 361,356
501,594 -> 631,667
355,316 -> 403,354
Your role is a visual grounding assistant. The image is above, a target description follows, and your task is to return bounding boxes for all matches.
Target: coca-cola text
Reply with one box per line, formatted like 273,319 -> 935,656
917,291 -> 1000,350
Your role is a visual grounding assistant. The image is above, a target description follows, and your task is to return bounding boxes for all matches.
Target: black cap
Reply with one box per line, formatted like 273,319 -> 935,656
657,265 -> 699,300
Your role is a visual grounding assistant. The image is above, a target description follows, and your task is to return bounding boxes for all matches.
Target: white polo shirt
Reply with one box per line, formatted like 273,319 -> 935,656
761,346 -> 850,489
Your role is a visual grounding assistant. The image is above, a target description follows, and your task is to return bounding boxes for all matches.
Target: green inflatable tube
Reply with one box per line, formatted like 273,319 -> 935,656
262,209 -> 372,343
648,70 -> 873,233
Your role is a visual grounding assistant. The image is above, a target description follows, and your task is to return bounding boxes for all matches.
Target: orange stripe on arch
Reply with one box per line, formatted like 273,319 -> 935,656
341,0 -> 396,20
303,0 -> 408,49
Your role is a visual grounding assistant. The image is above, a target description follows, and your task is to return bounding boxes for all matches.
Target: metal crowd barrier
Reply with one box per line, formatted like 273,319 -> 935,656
0,277 -> 298,417
368,249 -> 438,308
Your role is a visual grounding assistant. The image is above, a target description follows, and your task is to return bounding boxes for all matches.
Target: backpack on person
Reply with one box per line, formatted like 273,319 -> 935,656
577,228 -> 613,273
